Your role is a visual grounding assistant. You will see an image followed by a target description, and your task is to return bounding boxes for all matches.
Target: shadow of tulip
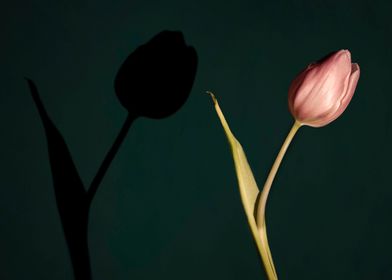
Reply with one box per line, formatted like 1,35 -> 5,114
26,30 -> 198,280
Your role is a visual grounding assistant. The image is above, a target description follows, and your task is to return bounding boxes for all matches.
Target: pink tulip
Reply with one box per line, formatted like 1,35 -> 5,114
288,50 -> 360,127
209,50 -> 361,280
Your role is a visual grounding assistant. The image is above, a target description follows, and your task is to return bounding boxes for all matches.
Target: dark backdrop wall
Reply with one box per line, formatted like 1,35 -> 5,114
1,0 -> 391,279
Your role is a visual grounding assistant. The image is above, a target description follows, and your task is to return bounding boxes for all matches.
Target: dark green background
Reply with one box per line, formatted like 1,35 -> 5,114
1,0 -> 391,279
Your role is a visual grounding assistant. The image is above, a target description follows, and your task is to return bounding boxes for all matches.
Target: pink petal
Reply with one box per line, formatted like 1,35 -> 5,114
328,63 -> 360,123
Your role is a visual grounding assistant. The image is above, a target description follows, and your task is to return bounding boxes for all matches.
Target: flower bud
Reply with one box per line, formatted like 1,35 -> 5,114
288,50 -> 360,127
114,31 -> 198,119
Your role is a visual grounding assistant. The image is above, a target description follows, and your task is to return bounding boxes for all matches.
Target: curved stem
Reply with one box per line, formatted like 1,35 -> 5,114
255,120 -> 302,280
256,120 -> 302,229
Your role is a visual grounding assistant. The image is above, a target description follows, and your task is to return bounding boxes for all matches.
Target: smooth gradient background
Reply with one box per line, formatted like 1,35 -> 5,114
1,0 -> 391,279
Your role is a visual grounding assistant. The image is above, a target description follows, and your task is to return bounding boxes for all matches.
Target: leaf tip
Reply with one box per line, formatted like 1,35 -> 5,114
206,91 -> 217,104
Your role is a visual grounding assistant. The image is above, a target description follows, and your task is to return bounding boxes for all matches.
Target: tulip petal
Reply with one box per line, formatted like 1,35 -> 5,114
326,63 -> 360,124
288,66 -> 311,115
208,93 -> 278,280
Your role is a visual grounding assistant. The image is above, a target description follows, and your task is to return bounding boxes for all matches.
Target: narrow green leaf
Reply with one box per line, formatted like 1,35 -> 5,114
208,92 -> 278,280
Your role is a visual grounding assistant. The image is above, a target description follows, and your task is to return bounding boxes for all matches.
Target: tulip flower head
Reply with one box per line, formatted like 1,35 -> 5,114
288,50 -> 360,127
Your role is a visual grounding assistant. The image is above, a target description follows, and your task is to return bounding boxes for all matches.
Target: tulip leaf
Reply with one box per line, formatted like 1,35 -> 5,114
208,92 -> 278,280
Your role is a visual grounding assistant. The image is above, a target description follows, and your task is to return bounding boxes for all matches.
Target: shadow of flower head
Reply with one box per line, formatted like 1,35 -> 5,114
114,30 -> 198,119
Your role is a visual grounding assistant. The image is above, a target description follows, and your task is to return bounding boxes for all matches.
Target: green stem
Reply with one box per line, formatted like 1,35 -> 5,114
255,120 -> 302,280
257,120 -> 302,226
